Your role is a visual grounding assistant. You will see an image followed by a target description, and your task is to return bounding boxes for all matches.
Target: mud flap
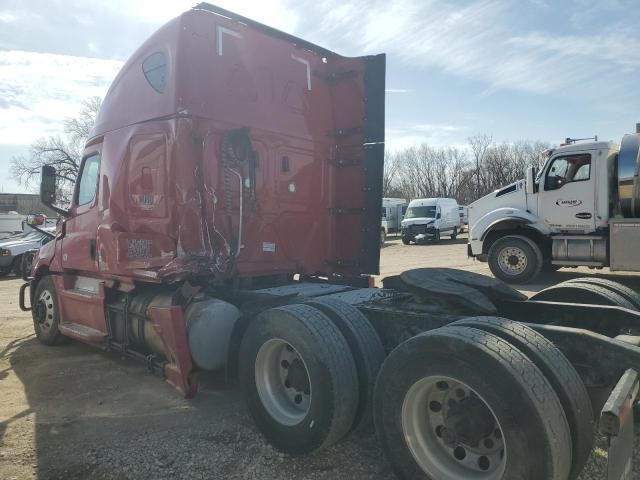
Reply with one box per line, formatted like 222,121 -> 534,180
600,369 -> 639,480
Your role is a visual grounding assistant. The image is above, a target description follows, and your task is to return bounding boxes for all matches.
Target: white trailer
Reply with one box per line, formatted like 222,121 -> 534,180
380,198 -> 407,245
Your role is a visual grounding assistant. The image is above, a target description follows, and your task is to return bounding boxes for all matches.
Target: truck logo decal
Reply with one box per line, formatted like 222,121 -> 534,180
555,199 -> 582,207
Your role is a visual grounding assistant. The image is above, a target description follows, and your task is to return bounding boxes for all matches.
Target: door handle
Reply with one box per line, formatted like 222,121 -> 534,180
89,239 -> 97,259
575,212 -> 592,220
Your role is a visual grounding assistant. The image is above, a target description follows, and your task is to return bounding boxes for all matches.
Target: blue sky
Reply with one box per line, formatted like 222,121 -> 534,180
1,0 -> 640,192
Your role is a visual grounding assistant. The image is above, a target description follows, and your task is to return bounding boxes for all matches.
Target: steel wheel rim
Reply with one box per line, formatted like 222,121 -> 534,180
402,376 -> 506,479
497,246 -> 527,275
36,289 -> 55,333
255,338 -> 312,426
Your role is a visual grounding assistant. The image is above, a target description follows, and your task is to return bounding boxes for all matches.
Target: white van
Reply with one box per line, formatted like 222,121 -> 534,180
401,198 -> 460,244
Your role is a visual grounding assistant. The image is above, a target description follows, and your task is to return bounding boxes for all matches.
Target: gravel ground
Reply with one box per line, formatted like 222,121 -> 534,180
0,234 -> 638,479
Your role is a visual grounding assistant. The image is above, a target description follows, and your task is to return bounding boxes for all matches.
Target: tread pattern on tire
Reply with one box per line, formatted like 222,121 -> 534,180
377,325 -> 572,480
427,326 -> 572,480
304,298 -> 385,432
452,316 -> 593,480
266,304 -> 359,450
531,282 -> 636,310
563,277 -> 640,310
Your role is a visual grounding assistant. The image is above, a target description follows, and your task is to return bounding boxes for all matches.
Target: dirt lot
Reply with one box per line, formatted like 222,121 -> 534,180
0,233 -> 638,479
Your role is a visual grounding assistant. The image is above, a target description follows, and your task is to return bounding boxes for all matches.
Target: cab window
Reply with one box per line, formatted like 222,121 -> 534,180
76,154 -> 100,205
544,154 -> 591,190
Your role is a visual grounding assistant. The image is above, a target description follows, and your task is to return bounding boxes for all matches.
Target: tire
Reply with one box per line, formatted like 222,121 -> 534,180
239,304 -> 359,454
380,229 -> 386,247
374,325 -> 572,480
452,316 -> 593,480
564,277 -> 640,310
22,252 -> 36,277
488,235 -> 543,284
32,276 -> 69,346
402,236 -> 411,245
431,230 -> 441,243
450,227 -> 457,240
530,282 -> 635,310
304,298 -> 385,433
11,254 -> 23,276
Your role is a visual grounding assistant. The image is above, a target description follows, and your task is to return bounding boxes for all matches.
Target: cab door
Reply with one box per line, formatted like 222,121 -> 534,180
61,148 -> 101,272
538,152 -> 596,232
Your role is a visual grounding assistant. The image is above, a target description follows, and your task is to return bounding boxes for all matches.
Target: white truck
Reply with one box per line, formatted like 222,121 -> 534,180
380,198 -> 408,245
401,197 -> 460,244
468,127 -> 640,283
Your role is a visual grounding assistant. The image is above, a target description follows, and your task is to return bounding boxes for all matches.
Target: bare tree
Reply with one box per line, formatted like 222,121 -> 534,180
382,150 -> 399,197
468,134 -> 492,199
11,96 -> 102,205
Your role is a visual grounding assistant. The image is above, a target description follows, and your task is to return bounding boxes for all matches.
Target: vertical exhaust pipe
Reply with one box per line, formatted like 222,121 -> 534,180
636,123 -> 640,134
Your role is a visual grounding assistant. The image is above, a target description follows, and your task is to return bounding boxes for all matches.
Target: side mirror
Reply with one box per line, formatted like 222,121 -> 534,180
26,214 -> 46,227
41,165 -> 57,205
436,212 -> 441,219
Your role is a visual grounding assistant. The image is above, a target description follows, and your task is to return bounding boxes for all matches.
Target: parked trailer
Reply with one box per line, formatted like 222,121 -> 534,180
381,197 -> 408,245
19,4 -> 639,479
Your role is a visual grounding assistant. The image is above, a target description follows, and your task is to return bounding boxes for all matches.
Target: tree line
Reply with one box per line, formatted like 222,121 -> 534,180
383,135 -> 551,205
11,97 -> 551,209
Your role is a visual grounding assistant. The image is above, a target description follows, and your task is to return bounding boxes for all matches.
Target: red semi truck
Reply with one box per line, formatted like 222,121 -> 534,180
19,4 -> 640,479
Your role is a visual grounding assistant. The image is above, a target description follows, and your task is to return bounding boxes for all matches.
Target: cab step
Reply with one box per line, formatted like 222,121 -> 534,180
58,323 -> 106,342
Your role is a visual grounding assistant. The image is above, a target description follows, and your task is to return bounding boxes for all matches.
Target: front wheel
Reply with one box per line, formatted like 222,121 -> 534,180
32,276 -> 69,346
488,235 -> 542,284
402,236 -> 411,245
450,227 -> 458,240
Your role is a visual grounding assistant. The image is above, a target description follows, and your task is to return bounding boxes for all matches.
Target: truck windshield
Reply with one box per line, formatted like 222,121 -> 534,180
405,206 -> 437,219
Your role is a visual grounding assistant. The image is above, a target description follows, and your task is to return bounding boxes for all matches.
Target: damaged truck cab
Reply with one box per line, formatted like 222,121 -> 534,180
27,4 -> 384,396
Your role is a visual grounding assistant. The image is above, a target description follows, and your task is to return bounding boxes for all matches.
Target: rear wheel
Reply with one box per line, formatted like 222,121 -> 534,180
450,227 -> 457,240
305,298 -> 385,433
32,276 -> 69,346
239,304 -> 358,454
374,326 -> 571,480
452,316 -> 593,480
488,235 -> 542,284
380,229 -> 386,247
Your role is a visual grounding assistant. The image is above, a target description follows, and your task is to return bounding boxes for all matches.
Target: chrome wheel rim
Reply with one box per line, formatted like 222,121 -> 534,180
255,338 -> 312,426
402,376 -> 506,479
497,246 -> 527,276
36,289 -> 55,334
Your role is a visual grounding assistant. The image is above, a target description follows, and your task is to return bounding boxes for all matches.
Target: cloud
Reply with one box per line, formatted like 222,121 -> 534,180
0,50 -> 122,145
386,123 -> 466,151
300,0 -> 640,96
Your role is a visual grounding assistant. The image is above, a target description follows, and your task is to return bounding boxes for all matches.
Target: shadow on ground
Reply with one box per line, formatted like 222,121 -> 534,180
5,336 -> 389,480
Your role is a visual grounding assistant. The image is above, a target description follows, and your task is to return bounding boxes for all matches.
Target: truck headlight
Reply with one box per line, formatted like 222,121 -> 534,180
0,249 -> 11,256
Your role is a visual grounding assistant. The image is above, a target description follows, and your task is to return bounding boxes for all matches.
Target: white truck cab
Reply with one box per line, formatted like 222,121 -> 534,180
401,197 -> 460,244
468,135 -> 631,283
